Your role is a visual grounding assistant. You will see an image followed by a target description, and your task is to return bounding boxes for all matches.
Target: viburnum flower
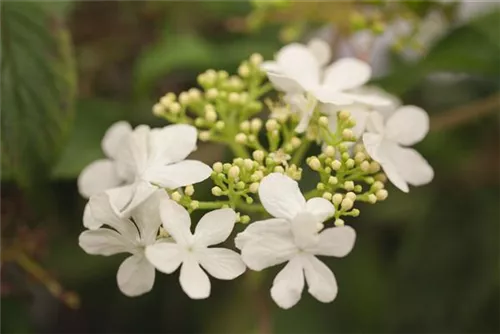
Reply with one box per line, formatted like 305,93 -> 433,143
145,199 -> 246,299
235,173 -> 356,309
79,191 -> 167,297
362,106 -> 434,192
94,124 -> 210,217
323,86 -> 401,138
78,121 -> 132,229
261,40 -> 391,132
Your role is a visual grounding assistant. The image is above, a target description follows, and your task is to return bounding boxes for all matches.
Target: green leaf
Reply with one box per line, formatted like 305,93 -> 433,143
1,2 -> 77,188
376,10 -> 500,95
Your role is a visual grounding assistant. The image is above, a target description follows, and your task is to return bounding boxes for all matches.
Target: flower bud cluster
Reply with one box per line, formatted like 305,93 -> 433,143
306,142 -> 389,223
318,109 -> 358,146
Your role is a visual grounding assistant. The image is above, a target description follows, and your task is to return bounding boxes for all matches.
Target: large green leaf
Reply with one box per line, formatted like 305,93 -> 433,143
376,10 -> 500,95
1,2 -> 76,187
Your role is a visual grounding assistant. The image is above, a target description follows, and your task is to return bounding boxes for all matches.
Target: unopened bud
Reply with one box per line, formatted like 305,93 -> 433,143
344,181 -> 355,191
235,133 -> 247,144
211,186 -> 223,196
334,219 -> 345,227
332,194 -> 343,205
184,185 -> 194,196
171,191 -> 182,202
341,198 -> 354,211
308,157 -> 321,171
249,182 -> 259,193
213,162 -> 223,173
252,150 -> 265,162
228,166 -> 240,179
376,189 -> 388,201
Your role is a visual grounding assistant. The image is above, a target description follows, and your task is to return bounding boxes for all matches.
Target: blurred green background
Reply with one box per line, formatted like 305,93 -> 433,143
1,1 -> 499,333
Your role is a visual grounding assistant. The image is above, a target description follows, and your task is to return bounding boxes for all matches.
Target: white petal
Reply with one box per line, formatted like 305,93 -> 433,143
197,248 -> 245,280
366,111 -> 385,134
265,72 -> 305,94
291,211 -> 319,249
144,160 -> 212,189
295,109 -> 313,133
159,199 -> 193,246
145,242 -> 183,274
362,133 -> 384,162
149,124 -> 197,165
345,92 -> 393,107
270,257 -> 305,309
77,159 -> 122,198
109,181 -> 158,217
102,121 -> 132,160
131,190 -> 169,244
384,143 -> 434,188
306,226 -> 356,257
311,87 -> 354,105
179,255 -> 211,299
276,43 -> 320,89
344,105 -> 370,137
241,234 -> 298,271
83,202 -> 102,230
193,208 -> 236,247
117,253 -> 155,297
302,254 -> 338,303
307,38 -> 331,67
79,228 -> 131,255
260,61 -> 282,73
258,173 -> 306,220
128,125 -> 151,175
385,106 -> 429,145
305,198 -> 335,223
89,192 -> 139,241
323,58 -> 371,91
235,218 -> 290,250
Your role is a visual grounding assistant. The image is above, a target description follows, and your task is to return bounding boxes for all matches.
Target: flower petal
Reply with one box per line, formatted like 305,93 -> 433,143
145,160 -> 212,189
344,105 -> 370,137
306,226 -> 356,257
305,198 -> 335,223
77,159 -> 122,198
109,181 -> 158,217
258,173 -> 306,220
117,253 -> 155,297
276,43 -> 320,89
79,228 -> 132,255
323,58 -> 371,91
193,208 -> 236,247
159,199 -> 193,246
270,257 -> 305,309
145,242 -> 183,274
131,190 -> 169,244
302,254 -> 338,303
307,38 -> 331,67
83,202 -> 102,230
234,218 -> 290,250
384,143 -> 434,188
149,124 -> 198,165
265,72 -> 305,94
179,255 -> 211,299
291,211 -> 320,249
345,92 -> 393,107
311,87 -> 354,105
89,192 -> 139,241
102,121 -> 132,160
128,125 -> 151,175
197,248 -> 245,280
241,234 -> 297,271
366,111 -> 385,134
362,133 -> 384,162
385,106 -> 429,146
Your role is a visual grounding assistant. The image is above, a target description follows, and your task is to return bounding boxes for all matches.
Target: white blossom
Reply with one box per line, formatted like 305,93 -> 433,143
145,199 -> 245,299
261,40 -> 391,132
79,123 -> 212,219
235,173 -> 356,309
323,86 -> 401,138
362,107 -> 434,193
79,191 -> 167,297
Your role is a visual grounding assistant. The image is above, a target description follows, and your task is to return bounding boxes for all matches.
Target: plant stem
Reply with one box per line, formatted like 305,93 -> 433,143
291,139 -> 311,165
196,201 -> 230,210
228,141 -> 250,159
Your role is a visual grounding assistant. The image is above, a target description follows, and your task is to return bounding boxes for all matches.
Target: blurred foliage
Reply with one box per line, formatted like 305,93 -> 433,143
1,1 -> 499,334
1,1 -> 76,189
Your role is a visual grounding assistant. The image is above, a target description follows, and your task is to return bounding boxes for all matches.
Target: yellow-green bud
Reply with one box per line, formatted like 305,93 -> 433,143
199,131 -> 210,141
252,150 -> 265,162
215,121 -> 225,130
334,219 -> 345,227
341,198 -> 354,211
316,183 -> 325,190
369,161 -> 381,173
188,88 -> 201,100
184,185 -> 194,196
290,136 -> 301,148
250,53 -> 263,66
328,176 -> 338,185
376,189 -> 388,201
318,116 -> 329,127
179,92 -> 190,105
324,145 -> 335,157
345,159 -> 355,168
332,193 -> 343,205
351,209 -> 360,217
213,162 -> 223,173
354,152 -> 366,163
372,181 -> 384,191
211,186 -> 223,196
360,160 -> 370,172
206,88 -> 218,99
235,181 -> 245,190
205,109 -> 217,123
249,182 -> 259,193
152,103 -> 165,116
240,121 -> 250,132
274,166 -> 285,173
344,181 -> 355,191
250,118 -> 262,132
240,215 -> 251,224
339,110 -> 351,120
243,159 -> 254,171
345,192 -> 356,201
235,133 -> 247,144
170,102 -> 181,114
331,160 -> 342,170
368,194 -> 377,204
171,191 -> 182,202
190,200 -> 199,210
322,192 -> 333,200
308,157 -> 321,171
238,63 -> 250,77
265,119 -> 278,132
228,92 -> 240,104
228,166 -> 240,179
245,197 -> 254,204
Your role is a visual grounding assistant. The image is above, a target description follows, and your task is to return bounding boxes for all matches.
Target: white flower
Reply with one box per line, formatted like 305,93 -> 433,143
81,123 -> 211,218
362,106 -> 434,193
79,190 -> 167,297
262,41 -> 391,132
323,86 -> 401,138
145,200 -> 245,299
235,173 -> 356,309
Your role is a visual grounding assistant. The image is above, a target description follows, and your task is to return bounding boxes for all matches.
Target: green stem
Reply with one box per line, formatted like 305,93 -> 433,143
236,201 -> 268,214
304,189 -> 321,199
291,139 -> 311,165
196,201 -> 230,210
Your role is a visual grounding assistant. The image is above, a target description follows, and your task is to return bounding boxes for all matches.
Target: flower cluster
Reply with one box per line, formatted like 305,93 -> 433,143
77,39 -> 433,308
